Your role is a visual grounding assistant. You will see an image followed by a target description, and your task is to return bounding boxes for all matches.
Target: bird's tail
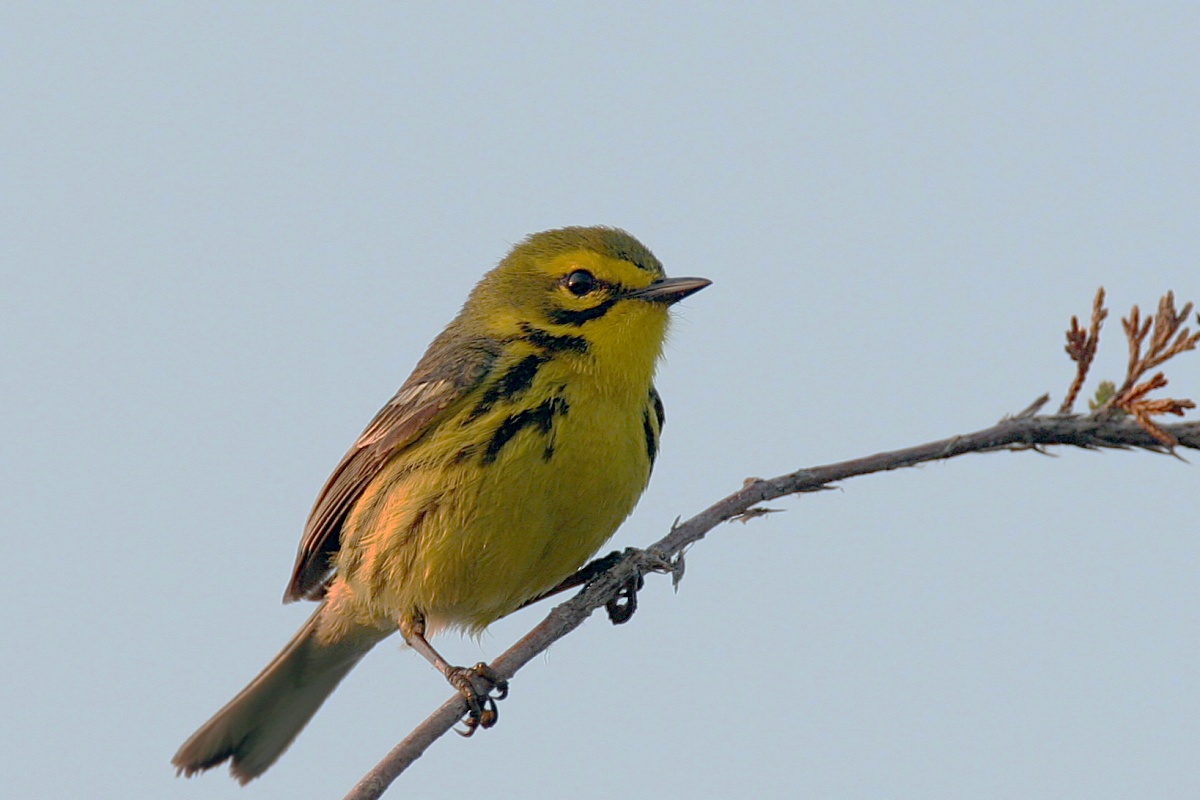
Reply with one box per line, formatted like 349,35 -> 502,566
172,606 -> 388,784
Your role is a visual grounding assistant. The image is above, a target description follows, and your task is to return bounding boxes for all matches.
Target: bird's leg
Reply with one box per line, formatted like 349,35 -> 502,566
399,612 -> 508,736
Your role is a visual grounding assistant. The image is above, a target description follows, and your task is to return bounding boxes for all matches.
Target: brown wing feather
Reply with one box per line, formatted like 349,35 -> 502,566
284,334 -> 497,602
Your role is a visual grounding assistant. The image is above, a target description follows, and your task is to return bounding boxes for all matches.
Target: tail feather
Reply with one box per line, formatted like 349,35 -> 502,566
172,608 -> 387,784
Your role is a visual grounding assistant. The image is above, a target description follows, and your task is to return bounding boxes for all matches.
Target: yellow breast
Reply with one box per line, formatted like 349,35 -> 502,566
333,361 -> 661,634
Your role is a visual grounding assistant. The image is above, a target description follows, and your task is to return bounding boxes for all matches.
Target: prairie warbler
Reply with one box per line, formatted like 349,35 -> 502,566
173,226 -> 709,783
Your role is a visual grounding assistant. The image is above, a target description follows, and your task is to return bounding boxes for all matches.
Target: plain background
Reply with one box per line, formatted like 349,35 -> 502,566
3,4 -> 1198,799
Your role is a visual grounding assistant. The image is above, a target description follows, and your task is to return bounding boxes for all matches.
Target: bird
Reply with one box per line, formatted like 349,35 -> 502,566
172,226 -> 710,783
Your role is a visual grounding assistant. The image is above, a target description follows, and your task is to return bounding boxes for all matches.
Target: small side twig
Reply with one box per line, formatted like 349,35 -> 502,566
1059,287 -> 1107,414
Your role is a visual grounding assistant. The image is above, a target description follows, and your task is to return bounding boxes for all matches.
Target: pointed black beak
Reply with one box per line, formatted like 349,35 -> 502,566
626,276 -> 712,305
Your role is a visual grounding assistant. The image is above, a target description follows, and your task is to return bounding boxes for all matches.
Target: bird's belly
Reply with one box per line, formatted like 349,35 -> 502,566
338,394 -> 653,633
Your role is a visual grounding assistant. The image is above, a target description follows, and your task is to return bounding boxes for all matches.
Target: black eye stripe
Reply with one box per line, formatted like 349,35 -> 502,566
518,323 -> 589,354
547,298 -> 617,326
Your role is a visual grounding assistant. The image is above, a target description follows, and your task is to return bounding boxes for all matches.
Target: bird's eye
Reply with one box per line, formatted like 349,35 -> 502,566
564,270 -> 598,296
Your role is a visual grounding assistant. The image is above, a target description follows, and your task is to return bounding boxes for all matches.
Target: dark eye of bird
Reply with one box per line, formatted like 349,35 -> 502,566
564,270 -> 598,296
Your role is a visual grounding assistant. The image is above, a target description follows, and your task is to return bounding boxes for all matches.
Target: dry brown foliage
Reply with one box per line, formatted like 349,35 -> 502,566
1060,289 -> 1199,445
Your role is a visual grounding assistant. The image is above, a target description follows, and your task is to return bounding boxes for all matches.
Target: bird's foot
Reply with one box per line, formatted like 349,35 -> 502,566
447,662 -> 509,737
605,570 -> 645,624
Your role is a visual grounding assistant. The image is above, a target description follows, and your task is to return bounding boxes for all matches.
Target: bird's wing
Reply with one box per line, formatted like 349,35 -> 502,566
284,338 -> 496,601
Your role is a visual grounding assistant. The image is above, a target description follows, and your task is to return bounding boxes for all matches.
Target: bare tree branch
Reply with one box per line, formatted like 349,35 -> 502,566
345,291 -> 1198,800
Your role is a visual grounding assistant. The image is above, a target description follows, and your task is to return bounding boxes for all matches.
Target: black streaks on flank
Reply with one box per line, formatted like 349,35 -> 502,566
644,388 -> 664,471
495,354 -> 546,397
547,297 -> 617,326
642,408 -> 658,469
468,354 -> 548,421
482,396 -> 569,464
519,322 -> 588,354
650,387 -> 665,430
466,325 -> 590,424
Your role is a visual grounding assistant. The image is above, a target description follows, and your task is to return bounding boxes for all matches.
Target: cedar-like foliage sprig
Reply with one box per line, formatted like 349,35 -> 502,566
1059,287 -> 1108,414
1103,291 -> 1199,445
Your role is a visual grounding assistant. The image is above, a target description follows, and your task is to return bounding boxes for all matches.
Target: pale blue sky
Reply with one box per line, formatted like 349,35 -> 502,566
3,4 -> 1198,799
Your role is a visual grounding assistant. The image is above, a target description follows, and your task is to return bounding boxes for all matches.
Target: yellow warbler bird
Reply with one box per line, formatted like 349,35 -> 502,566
172,226 -> 709,783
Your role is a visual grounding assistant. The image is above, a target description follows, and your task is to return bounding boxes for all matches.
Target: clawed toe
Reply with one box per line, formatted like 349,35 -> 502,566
447,662 -> 508,736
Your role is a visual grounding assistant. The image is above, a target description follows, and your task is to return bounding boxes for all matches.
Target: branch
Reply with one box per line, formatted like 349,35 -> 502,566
345,291 -> 1197,800
346,410 -> 1198,800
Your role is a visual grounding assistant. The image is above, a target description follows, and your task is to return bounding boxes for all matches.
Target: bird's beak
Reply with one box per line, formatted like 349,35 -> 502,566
626,276 -> 712,305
